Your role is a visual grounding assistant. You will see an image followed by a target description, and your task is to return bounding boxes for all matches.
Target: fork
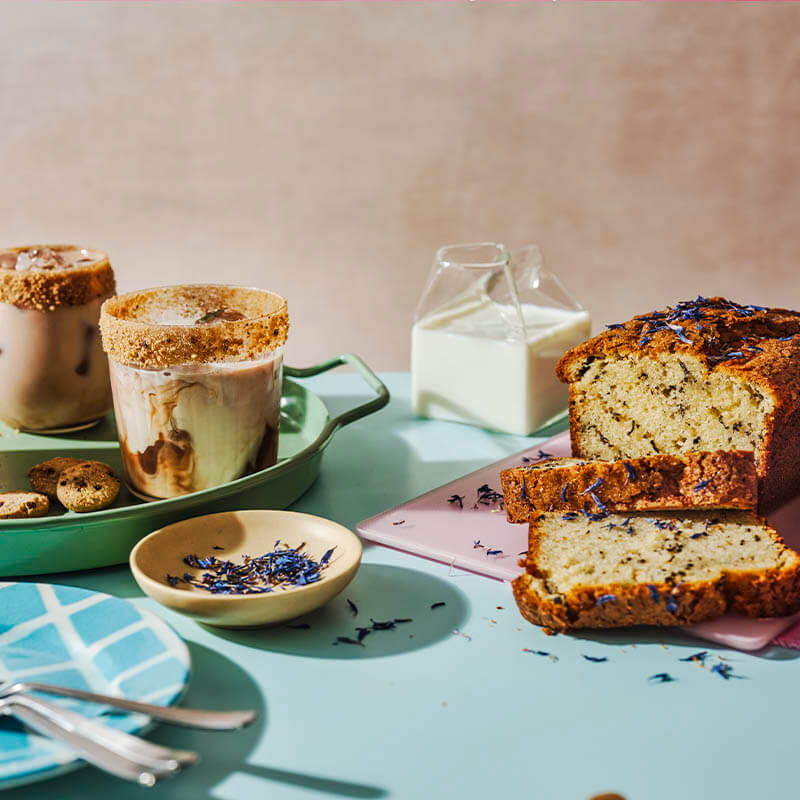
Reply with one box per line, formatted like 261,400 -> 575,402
0,693 -> 185,785
0,681 -> 256,730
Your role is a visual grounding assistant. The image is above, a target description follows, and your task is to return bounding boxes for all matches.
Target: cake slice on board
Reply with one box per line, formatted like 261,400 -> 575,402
501,450 -> 757,523
512,510 -> 800,633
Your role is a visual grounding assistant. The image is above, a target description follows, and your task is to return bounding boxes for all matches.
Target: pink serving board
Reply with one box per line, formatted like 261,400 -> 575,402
356,430 -> 800,651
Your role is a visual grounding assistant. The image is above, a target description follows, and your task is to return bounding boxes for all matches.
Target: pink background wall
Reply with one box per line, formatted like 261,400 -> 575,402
1,2 -> 799,369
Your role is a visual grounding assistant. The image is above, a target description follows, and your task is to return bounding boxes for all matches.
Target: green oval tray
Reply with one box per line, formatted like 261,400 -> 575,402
0,354 -> 389,577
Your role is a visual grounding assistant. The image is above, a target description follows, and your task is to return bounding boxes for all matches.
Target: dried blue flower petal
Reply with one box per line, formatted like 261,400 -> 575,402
347,599 -> 358,616
595,594 -> 616,605
334,636 -> 364,648
165,574 -> 180,587
693,480 -> 710,492
679,650 -> 708,663
624,463 -> 636,483
522,648 -> 559,662
711,662 -> 736,680
474,484 -> 503,508
448,494 -> 465,509
647,585 -> 659,603
589,492 -> 607,514
666,323 -> 692,344
561,512 -> 579,521
582,510 -> 609,522
726,300 -> 754,317
179,541 -> 334,595
581,478 -> 603,495
356,627 -> 371,642
537,450 -> 553,460
666,596 -> 679,614
431,601 -> 446,609
583,655 -> 608,663
560,484 -> 568,502
648,673 -> 675,683
486,549 -> 503,556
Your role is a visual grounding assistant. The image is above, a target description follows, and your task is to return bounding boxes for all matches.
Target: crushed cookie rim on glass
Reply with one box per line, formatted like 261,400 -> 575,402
0,244 -> 115,310
99,284 -> 289,369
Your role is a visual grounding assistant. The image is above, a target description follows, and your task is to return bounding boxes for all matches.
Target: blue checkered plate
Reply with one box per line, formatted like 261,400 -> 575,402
0,582 -> 190,790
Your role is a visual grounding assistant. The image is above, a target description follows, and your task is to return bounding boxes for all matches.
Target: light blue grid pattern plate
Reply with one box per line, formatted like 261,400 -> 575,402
0,582 -> 190,790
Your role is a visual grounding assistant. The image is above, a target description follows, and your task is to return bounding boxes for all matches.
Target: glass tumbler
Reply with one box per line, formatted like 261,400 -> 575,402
100,284 -> 289,499
0,245 -> 115,432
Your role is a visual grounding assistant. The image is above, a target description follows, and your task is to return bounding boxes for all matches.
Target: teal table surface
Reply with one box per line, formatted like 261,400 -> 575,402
9,373 -> 795,800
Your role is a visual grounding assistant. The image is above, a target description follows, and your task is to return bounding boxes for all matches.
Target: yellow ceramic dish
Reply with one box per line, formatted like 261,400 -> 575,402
129,510 -> 362,628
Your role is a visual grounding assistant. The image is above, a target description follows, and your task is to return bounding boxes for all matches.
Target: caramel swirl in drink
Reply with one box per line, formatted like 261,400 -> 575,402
100,285 -> 289,499
0,245 -> 115,431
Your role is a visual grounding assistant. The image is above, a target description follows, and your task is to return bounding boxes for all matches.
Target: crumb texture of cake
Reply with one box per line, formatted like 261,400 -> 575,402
501,451 -> 757,522
556,297 -> 800,512
512,511 -> 800,632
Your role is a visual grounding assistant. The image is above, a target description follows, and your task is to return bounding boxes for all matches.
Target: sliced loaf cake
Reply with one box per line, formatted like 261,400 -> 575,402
501,451 -> 757,523
556,296 -> 800,512
512,510 -> 800,632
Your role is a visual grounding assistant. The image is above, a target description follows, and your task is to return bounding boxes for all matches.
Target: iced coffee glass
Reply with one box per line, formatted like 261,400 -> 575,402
0,245 -> 115,432
99,285 -> 289,499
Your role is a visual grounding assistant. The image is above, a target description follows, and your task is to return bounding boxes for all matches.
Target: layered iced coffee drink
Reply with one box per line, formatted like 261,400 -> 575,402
99,285 -> 289,499
0,245 -> 115,431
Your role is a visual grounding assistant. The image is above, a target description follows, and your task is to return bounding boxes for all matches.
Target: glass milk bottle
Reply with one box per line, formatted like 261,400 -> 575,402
411,243 -> 590,436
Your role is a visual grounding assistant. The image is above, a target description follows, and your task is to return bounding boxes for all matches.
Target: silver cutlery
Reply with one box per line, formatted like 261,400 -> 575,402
0,680 -> 256,730
0,694 -> 177,786
8,692 -> 196,770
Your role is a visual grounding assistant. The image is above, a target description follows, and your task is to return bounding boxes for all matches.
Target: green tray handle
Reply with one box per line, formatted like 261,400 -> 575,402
284,354 -> 390,451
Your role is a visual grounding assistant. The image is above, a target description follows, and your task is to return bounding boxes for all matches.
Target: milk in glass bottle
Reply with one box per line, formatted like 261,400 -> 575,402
411,243 -> 590,436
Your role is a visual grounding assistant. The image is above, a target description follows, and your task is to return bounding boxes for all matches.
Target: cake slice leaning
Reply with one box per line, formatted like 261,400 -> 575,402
500,451 -> 757,523
512,511 -> 800,632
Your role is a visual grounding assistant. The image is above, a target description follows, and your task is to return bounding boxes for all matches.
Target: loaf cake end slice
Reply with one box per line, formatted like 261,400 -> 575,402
512,511 -> 800,632
501,451 -> 757,523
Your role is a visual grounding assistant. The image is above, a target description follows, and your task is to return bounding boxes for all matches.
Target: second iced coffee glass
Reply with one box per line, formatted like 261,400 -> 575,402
100,285 -> 289,499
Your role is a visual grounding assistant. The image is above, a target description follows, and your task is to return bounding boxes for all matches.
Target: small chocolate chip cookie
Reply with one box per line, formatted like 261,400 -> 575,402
29,457 -> 83,498
56,461 -> 120,513
0,492 -> 49,519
